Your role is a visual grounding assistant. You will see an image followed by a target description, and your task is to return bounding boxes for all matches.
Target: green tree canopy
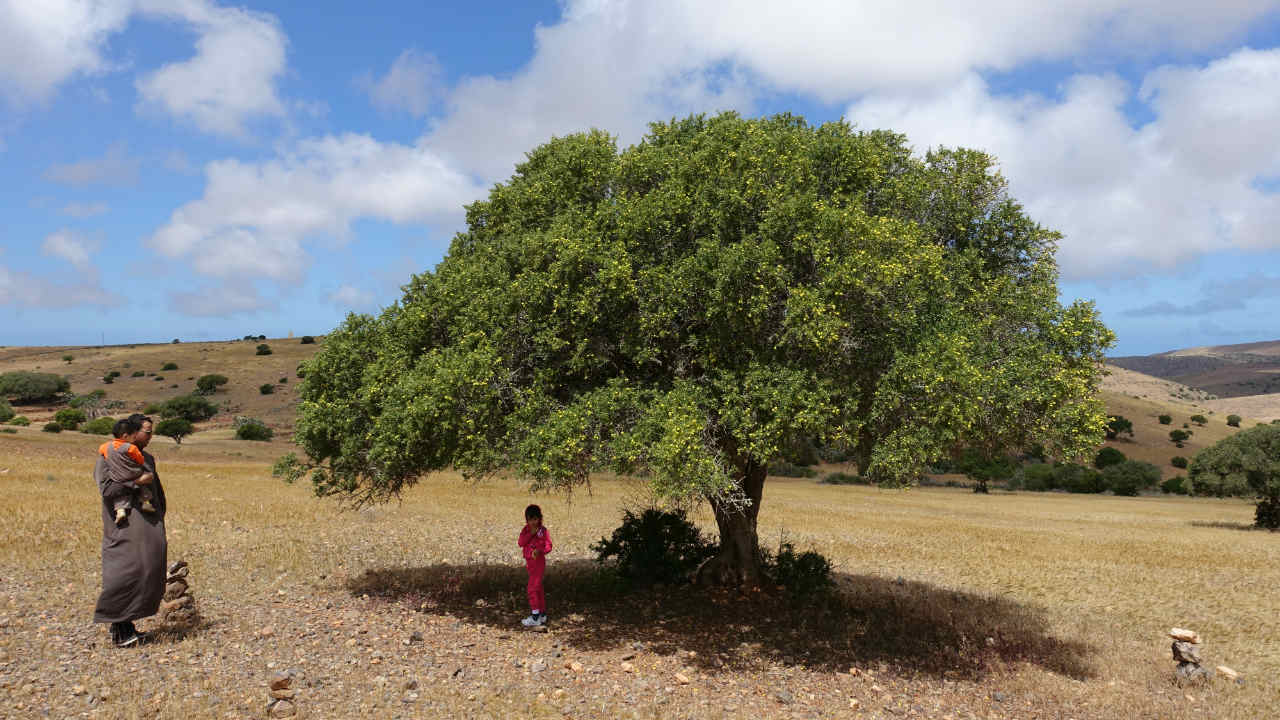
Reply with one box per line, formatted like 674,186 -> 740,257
1189,423 -> 1280,528
281,113 -> 1113,585
195,374 -> 229,394
156,418 -> 194,445
0,371 -> 70,404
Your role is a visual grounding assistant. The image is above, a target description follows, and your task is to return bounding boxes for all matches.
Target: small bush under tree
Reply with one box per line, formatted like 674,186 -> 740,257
1102,460 -> 1161,496
591,508 -> 717,586
761,540 -> 833,598
42,422 -> 62,433
767,461 -> 816,478
1161,475 -> 1188,495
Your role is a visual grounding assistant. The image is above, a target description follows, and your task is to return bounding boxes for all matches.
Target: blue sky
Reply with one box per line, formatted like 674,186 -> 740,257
3,0 -> 1280,355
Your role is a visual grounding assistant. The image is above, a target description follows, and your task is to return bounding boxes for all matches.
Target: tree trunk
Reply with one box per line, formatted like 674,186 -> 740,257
695,461 -> 767,588
852,429 -> 876,478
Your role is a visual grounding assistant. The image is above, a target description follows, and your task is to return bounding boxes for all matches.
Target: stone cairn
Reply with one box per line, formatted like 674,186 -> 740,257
1170,627 -> 1241,686
159,560 -> 198,626
267,671 -> 298,718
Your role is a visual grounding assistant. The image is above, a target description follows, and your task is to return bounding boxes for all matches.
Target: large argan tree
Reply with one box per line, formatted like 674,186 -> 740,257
279,113 -> 1113,586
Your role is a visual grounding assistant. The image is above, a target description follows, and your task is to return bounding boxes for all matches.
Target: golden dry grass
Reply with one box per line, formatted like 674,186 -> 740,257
1,428 -> 1276,719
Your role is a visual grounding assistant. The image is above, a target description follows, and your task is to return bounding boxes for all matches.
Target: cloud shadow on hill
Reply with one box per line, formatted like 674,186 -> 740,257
347,560 -> 1093,681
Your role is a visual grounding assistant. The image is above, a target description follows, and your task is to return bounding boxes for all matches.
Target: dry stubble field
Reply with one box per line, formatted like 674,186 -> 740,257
1,427 -> 1277,720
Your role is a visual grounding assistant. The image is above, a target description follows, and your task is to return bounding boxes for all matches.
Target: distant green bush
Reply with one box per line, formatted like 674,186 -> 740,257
102,375 -> 114,384
1094,447 -> 1126,469
820,472 -> 871,485
142,403 -> 163,415
1169,429 -> 1189,445
278,377 -> 287,384
235,420 -> 273,441
1161,475 -> 1188,495
161,362 -> 179,371
1058,464 -> 1107,494
62,355 -> 73,363
0,399 -> 13,424
1190,414 -> 1207,426
159,395 -> 218,422
53,408 -> 86,430
259,383 -> 275,395
1105,415 -> 1133,440
300,336 -> 315,344
0,371 -> 71,403
1158,414 -> 1172,425
195,374 -> 229,394
1102,460 -> 1161,496
9,416 -> 30,426
767,461 -> 816,478
1170,456 -> 1188,469
255,343 -> 273,356
42,422 -> 62,433
156,418 -> 194,445
1226,414 -> 1241,427
80,417 -> 115,435
1019,463 -> 1056,491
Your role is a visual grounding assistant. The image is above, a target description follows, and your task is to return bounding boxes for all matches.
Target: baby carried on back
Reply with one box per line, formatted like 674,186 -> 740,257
99,420 -> 156,526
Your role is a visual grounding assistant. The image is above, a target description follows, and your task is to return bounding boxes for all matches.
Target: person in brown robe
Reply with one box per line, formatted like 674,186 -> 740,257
93,414 -> 167,647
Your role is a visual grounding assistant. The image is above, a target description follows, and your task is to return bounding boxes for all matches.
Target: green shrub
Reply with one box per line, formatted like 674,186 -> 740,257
235,420 -> 274,441
1169,429 -> 1189,444
1170,456 -> 1188,469
172,338 -> 180,344
1020,463 -> 1056,491
62,355 -> 73,363
9,416 -> 30,426
300,336 -> 315,344
0,371 -> 71,403
53,408 -> 86,430
80,416 -> 115,435
143,403 -> 163,415
195,374 -> 229,394
956,449 -> 1017,493
1190,414 -> 1207,426
1158,414 -> 1172,425
255,343 -> 273,356
131,370 -> 145,377
102,375 -> 114,384
1226,414 -> 1241,427
0,399 -> 13,423
108,370 -> 121,378
259,383 -> 274,395
161,362 -> 179,371
1058,464 -> 1107,493
767,461 -> 816,478
1105,415 -> 1133,440
156,418 -> 194,445
820,472 -> 871,485
1161,475 -> 1188,495
1189,424 -> 1280,528
0,428 -> 15,434
591,508 -> 717,586
762,540 -> 833,598
1094,446 -> 1126,469
1102,460 -> 1161,496
68,390 -> 106,409
42,422 -> 62,433
159,395 -> 218,422
278,377 -> 288,384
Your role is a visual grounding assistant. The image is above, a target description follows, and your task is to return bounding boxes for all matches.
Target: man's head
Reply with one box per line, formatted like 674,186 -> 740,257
123,413 -> 154,449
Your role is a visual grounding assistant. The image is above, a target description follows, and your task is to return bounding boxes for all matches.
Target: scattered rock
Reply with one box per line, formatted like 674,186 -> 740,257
1216,665 -> 1239,681
569,661 -> 584,673
1169,628 -> 1200,644
553,689 -> 566,699
270,672 -> 292,691
530,660 -> 547,673
1172,641 -> 1201,664
674,673 -> 690,685
403,679 -> 418,691
408,631 -> 423,644
270,689 -> 296,700
1176,662 -> 1213,685
71,685 -> 86,696
266,699 -> 296,718
620,662 -> 635,673
776,690 -> 794,704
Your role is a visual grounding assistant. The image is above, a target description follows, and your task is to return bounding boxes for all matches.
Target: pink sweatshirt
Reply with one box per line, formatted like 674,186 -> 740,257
518,526 -> 552,561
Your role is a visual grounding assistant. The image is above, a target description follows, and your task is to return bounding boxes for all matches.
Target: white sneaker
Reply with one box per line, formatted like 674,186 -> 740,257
521,615 -> 540,627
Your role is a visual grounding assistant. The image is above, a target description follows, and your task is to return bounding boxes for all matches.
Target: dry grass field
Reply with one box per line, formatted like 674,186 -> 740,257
2,423 -> 1276,719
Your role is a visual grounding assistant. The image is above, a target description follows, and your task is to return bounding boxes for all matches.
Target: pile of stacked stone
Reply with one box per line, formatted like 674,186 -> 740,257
1170,627 -> 1242,686
159,561 -> 197,626
267,672 -> 297,718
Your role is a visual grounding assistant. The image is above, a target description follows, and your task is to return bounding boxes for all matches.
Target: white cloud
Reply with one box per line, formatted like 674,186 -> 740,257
327,284 -> 375,310
846,47 -> 1280,279
43,142 -> 139,186
0,241 -> 119,309
148,133 -> 485,282
60,202 -> 110,218
41,229 -> 98,270
170,280 -> 276,317
134,1 -> 287,137
361,49 -> 442,117
0,0 -> 132,105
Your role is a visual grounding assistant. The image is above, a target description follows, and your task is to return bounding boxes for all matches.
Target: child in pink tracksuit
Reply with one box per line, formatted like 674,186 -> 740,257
518,504 -> 552,627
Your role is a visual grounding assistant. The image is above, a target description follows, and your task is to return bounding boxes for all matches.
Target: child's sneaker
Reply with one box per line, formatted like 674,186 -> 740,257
114,507 -> 128,527
521,614 -> 540,627
535,614 -> 547,626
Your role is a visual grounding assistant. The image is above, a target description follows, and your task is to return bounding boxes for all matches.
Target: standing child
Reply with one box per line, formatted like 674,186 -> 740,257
518,504 -> 552,627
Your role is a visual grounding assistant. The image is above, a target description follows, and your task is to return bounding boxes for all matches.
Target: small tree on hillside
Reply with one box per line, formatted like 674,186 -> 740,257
1227,414 -> 1242,427
159,395 -> 218,422
255,344 -> 273,356
0,371 -> 71,403
1190,424 -> 1280,528
1169,429 -> 1190,446
195,374 -> 229,394
156,418 -> 194,445
300,336 -> 316,344
54,408 -> 86,430
1190,414 -> 1207,426
279,113 -> 1114,586
1158,414 -> 1172,425
0,400 -> 13,424
1105,415 -> 1133,440
1094,446 -> 1126,469
62,355 -> 73,363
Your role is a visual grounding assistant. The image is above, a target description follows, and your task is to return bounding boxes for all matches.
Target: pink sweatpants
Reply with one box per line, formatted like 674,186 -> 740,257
526,556 -> 546,613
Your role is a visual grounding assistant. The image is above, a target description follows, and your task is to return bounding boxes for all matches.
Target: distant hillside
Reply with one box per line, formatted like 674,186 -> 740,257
1108,338 -> 1280,398
0,337 -> 322,433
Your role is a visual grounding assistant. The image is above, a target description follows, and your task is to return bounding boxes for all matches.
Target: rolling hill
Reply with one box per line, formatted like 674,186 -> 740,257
1109,338 -> 1280,398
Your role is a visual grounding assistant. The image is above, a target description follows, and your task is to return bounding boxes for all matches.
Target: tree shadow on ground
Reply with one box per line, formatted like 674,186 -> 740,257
148,614 -> 218,644
1189,520 -> 1271,532
347,560 -> 1093,681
